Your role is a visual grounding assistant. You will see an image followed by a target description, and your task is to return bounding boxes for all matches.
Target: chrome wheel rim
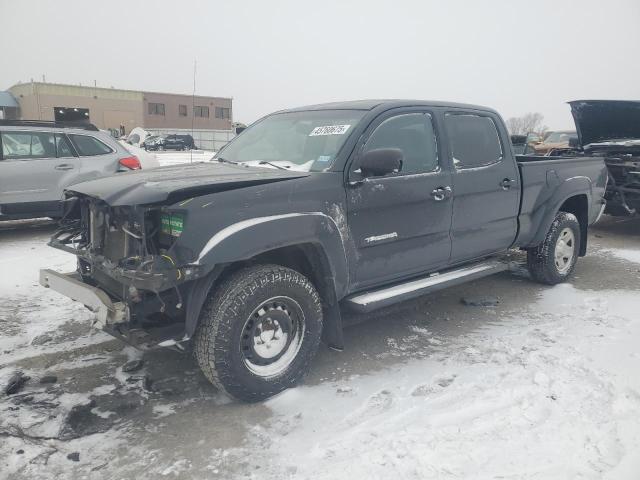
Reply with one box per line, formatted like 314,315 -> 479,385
240,296 -> 305,377
554,227 -> 575,274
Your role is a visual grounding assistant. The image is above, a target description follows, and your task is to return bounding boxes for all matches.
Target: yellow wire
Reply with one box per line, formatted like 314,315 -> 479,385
161,254 -> 182,280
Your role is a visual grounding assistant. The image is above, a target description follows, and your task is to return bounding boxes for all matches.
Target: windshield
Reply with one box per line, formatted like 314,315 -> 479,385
215,109 -> 365,172
544,132 -> 577,143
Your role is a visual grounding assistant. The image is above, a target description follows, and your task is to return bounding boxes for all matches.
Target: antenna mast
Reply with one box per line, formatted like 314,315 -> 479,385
191,59 -> 196,164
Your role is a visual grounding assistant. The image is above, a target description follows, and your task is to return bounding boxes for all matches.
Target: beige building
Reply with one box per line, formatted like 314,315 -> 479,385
6,82 -> 233,134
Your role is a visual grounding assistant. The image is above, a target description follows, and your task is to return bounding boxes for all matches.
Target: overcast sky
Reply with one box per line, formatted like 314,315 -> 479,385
1,0 -> 639,129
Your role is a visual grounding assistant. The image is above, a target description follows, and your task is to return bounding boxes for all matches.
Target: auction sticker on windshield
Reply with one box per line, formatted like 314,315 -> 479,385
309,125 -> 351,136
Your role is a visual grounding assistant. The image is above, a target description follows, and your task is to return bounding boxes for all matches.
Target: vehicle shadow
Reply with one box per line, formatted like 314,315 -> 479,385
591,214 -> 640,237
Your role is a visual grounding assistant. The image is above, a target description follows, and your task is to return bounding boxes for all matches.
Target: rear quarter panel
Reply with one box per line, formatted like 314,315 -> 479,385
72,132 -> 130,187
516,156 -> 607,247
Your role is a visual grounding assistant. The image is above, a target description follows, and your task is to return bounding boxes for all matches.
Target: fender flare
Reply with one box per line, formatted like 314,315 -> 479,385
527,176 -> 592,250
184,212 -> 349,346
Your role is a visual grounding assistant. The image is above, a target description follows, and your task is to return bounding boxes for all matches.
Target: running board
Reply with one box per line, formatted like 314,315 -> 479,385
344,260 -> 509,313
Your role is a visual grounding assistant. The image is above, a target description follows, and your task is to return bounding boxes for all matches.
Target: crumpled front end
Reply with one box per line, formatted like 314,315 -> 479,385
41,194 -> 204,349
603,155 -> 640,215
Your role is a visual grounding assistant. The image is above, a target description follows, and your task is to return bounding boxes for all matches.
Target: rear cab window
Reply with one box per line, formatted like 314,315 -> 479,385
445,113 -> 503,168
68,134 -> 113,156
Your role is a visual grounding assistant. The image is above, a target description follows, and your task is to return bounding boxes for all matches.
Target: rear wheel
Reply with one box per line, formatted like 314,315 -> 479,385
527,211 -> 580,285
195,264 -> 323,401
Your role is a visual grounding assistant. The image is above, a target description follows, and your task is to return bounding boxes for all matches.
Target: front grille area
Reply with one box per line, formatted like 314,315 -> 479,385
605,157 -> 640,187
103,227 -> 128,263
607,164 -> 638,186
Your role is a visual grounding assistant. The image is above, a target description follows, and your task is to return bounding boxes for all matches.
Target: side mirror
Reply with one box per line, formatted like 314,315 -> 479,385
568,137 -> 581,148
358,148 -> 403,178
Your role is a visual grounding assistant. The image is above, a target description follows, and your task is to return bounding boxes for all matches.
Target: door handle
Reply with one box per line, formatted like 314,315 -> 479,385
431,186 -> 452,201
55,164 -> 74,171
500,178 -> 514,190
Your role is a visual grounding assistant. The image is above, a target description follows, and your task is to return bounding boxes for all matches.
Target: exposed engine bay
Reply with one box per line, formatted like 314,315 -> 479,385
595,149 -> 640,216
48,195 -> 200,347
545,146 -> 640,216
568,100 -> 640,216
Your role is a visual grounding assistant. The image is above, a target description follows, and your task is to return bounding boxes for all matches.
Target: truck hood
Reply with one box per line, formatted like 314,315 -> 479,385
569,100 -> 640,147
67,162 -> 310,206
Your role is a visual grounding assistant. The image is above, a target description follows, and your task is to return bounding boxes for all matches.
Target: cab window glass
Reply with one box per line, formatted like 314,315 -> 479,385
445,113 -> 502,168
69,134 -> 113,156
1,131 -> 56,159
362,113 -> 438,175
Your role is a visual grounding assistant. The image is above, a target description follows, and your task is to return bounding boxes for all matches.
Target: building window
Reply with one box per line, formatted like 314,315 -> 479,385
54,107 -> 90,123
179,104 -> 188,117
148,103 -> 165,116
215,107 -> 231,119
194,106 -> 209,118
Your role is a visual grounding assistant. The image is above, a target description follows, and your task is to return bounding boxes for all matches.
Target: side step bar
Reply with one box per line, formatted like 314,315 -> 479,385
344,260 -> 509,313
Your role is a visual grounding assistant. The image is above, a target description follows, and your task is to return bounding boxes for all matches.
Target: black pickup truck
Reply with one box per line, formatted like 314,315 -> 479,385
40,100 -> 607,401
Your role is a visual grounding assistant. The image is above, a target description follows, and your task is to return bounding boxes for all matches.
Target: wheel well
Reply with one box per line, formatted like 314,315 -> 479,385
559,194 -> 588,256
205,243 -> 344,348
248,244 -> 335,300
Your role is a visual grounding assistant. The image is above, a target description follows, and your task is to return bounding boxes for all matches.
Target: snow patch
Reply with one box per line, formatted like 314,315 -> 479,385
248,285 -> 640,479
601,248 -> 640,264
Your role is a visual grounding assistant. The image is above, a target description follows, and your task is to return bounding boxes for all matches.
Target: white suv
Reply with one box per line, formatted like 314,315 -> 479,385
0,120 -> 142,220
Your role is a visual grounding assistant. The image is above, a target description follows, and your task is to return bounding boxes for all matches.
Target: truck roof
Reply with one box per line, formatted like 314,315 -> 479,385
281,99 -> 498,114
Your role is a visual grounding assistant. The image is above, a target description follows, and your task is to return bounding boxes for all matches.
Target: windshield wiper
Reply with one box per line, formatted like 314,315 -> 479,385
258,161 -> 289,170
216,157 -> 239,165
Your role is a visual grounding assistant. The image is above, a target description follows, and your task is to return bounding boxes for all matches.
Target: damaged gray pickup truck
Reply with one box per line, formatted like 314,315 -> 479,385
40,100 -> 607,401
569,100 -> 640,216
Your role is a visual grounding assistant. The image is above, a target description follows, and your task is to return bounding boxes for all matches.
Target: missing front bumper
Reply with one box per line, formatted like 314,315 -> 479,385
39,269 -> 128,329
39,269 -> 189,350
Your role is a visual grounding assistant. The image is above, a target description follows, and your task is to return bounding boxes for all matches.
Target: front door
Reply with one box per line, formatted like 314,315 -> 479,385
346,110 -> 453,290
444,111 -> 520,263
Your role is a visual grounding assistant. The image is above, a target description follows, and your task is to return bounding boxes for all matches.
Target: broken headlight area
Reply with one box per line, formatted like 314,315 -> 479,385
46,195 -> 203,349
50,195 -> 201,295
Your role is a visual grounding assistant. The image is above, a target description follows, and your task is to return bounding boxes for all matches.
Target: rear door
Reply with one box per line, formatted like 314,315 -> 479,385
346,109 -> 453,289
67,133 -> 120,184
0,130 -> 79,214
444,111 -> 520,263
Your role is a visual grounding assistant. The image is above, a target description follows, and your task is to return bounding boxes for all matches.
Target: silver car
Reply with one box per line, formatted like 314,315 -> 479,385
0,120 -> 142,220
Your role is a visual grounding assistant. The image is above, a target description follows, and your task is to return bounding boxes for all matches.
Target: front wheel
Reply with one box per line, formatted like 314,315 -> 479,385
195,265 -> 323,401
527,211 -> 581,285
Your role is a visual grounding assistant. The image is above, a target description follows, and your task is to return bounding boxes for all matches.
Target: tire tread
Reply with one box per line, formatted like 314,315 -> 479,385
194,264 -> 322,401
527,211 -> 580,285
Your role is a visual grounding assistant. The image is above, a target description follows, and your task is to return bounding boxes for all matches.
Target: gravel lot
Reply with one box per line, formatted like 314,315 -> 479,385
1,215 -> 639,479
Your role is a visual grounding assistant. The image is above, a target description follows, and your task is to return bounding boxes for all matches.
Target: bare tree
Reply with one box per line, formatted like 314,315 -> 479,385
505,113 -> 548,136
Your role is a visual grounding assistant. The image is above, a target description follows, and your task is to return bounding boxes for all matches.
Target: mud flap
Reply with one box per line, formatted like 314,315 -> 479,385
184,266 -> 225,337
321,300 -> 345,351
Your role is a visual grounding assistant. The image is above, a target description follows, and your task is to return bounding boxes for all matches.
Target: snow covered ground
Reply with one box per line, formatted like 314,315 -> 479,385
0,215 -> 639,479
